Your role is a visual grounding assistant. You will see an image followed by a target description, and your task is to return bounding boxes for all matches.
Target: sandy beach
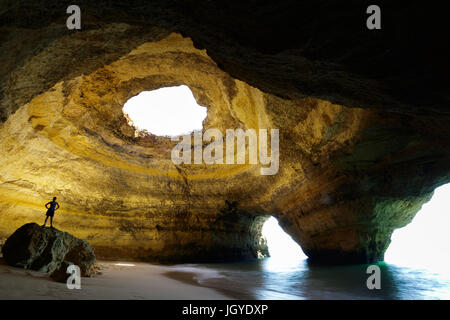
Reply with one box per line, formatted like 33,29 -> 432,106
0,259 -> 231,300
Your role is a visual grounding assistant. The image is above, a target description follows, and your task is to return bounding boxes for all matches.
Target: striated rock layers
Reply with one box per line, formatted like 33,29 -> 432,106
2,223 -> 96,276
0,1 -> 449,264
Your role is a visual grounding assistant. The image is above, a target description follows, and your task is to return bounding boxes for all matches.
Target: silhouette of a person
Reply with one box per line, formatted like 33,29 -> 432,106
42,197 -> 60,228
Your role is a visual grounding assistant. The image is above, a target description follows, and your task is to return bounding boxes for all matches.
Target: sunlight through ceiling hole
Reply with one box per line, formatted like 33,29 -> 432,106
122,85 -> 207,137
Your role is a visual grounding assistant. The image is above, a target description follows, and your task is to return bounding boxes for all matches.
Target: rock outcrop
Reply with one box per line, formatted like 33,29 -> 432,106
2,223 -> 96,276
50,261 -> 76,283
0,1 -> 448,264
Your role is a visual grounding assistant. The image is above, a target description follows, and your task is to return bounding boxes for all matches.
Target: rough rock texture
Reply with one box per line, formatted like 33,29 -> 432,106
2,223 -> 96,276
0,1 -> 449,264
50,261 -> 74,283
0,238 -> 5,257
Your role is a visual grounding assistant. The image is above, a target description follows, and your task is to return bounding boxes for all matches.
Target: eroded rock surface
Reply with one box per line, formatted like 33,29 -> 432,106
0,1 -> 448,264
2,223 -> 96,276
50,261 -> 75,283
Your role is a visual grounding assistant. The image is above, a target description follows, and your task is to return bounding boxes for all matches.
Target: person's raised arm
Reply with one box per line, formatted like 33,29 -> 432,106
56,203 -> 60,210
45,202 -> 51,209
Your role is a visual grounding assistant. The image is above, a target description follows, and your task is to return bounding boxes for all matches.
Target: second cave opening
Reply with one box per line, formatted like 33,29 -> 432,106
261,216 -> 307,264
385,182 -> 450,276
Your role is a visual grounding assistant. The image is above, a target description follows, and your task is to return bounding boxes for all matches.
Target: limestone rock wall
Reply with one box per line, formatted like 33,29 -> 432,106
0,1 -> 449,264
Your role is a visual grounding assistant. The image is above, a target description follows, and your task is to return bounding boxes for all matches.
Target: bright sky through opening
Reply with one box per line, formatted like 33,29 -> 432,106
263,181 -> 450,274
122,85 -> 207,137
262,217 -> 307,263
385,183 -> 450,276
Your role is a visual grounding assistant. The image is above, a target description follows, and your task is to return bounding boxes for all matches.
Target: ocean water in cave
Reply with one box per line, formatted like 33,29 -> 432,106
165,258 -> 450,300
165,187 -> 450,299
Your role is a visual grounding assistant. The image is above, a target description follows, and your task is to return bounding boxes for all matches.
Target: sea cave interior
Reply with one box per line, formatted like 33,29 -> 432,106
0,0 -> 449,302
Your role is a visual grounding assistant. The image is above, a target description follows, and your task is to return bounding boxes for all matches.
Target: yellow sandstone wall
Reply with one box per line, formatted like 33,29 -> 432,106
1,20 -> 448,264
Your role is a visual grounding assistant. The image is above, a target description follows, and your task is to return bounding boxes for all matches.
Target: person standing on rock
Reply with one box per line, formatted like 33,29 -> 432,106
42,197 -> 60,228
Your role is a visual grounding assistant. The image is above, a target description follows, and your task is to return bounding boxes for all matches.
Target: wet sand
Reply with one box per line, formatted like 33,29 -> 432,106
163,270 -> 244,299
0,259 -> 230,300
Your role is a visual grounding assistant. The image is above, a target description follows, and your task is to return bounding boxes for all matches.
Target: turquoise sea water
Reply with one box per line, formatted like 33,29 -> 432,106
169,257 -> 450,300
175,183 -> 447,300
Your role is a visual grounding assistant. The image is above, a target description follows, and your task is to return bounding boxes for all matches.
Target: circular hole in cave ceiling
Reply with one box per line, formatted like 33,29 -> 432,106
122,85 -> 207,137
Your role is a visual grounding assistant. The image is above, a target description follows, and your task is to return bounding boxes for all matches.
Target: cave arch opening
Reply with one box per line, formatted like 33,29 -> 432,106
261,216 -> 307,263
385,183 -> 450,276
122,85 -> 207,137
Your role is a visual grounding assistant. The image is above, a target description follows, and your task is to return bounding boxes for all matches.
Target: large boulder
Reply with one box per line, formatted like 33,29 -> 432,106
1,223 -> 96,277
